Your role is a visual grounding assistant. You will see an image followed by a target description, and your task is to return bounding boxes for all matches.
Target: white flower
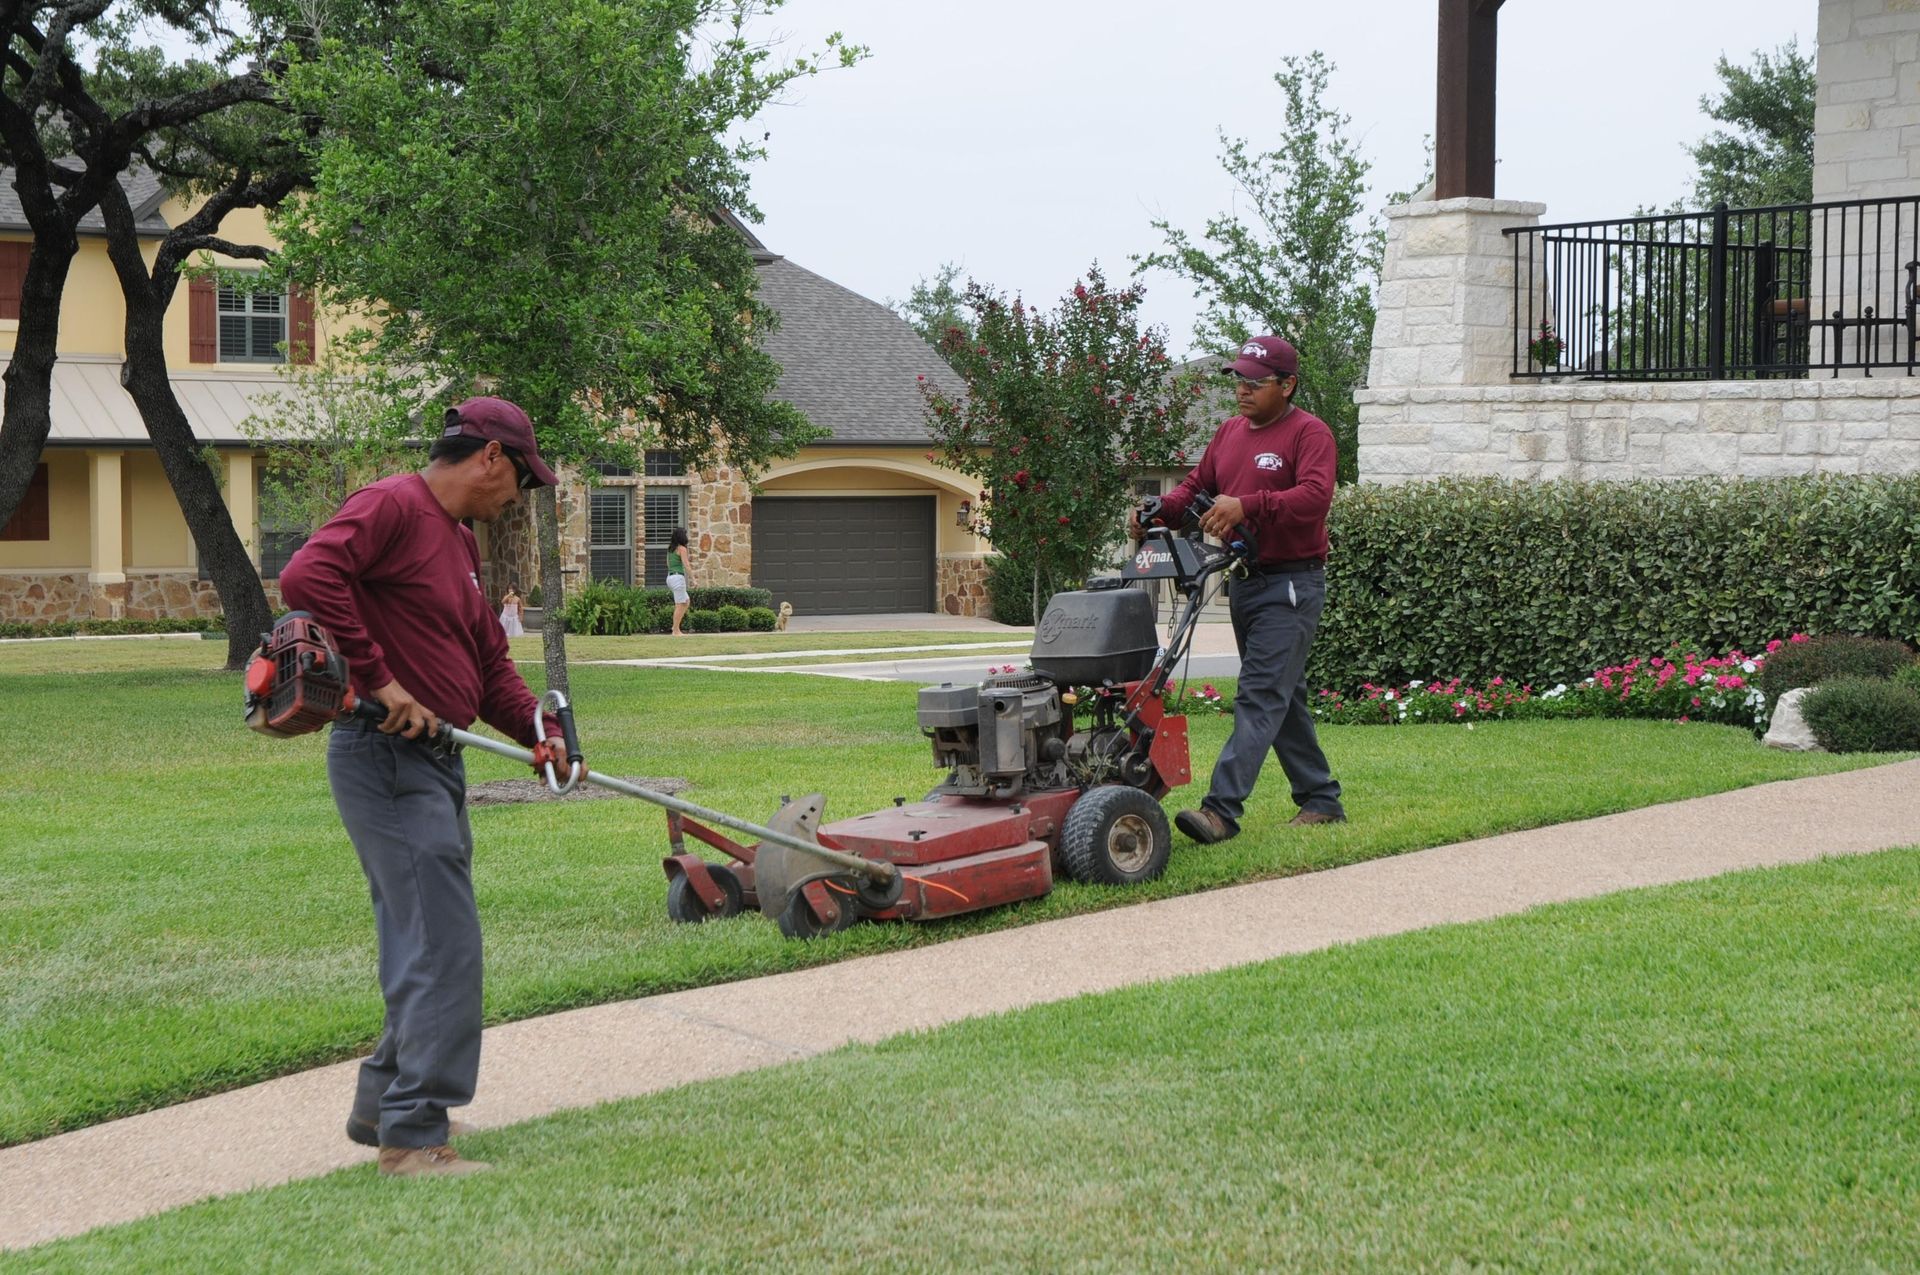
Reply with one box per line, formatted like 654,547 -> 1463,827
1384,690 -> 1396,700
1741,660 -> 1757,673
1409,679 -> 1422,689
1465,722 -> 1475,731
1701,673 -> 1717,685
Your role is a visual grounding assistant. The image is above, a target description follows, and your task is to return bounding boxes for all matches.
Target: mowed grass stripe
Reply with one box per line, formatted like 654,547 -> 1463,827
20,850 -> 1920,1271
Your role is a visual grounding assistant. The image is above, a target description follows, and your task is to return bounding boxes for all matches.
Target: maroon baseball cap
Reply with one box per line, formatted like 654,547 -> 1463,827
1222,336 -> 1299,380
441,396 -> 558,487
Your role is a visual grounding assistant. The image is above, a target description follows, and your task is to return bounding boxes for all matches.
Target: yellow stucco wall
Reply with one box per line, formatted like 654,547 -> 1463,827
124,451 -> 196,570
0,446 -> 255,574
758,446 -> 988,557
0,202 -> 332,363
0,451 -> 90,569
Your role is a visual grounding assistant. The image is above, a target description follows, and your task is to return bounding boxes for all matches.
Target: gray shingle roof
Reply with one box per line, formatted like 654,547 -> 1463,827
754,255 -> 963,445
0,164 -> 172,235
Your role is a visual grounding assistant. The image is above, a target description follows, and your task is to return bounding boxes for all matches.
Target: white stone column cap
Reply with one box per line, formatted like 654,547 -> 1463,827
1386,197 -> 1549,219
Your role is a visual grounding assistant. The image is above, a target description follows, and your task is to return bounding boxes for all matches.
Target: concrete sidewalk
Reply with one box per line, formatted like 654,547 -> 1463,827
8,758 -> 1919,1251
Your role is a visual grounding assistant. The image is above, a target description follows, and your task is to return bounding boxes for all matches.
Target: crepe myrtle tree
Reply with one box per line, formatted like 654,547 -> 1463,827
918,266 -> 1206,617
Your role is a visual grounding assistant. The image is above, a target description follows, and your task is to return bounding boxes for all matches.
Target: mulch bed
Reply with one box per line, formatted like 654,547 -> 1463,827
467,776 -> 691,806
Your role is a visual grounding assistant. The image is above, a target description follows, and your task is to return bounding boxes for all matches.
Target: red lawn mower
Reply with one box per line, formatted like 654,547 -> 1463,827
662,493 -> 1252,938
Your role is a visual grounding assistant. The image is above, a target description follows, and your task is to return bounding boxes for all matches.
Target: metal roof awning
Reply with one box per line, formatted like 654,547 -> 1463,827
9,356 -> 296,447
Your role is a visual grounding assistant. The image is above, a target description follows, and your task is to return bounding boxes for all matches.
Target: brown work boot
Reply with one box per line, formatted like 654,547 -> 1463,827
1175,807 -> 1235,844
1289,810 -> 1347,826
377,1145 -> 490,1177
347,1114 -> 471,1147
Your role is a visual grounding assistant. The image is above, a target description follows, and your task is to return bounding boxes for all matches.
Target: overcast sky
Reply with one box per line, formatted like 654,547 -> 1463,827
737,0 -> 1816,359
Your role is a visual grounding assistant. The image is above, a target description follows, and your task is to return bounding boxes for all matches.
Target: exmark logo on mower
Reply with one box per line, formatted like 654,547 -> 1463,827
1131,547 -> 1172,573
1037,609 -> 1099,644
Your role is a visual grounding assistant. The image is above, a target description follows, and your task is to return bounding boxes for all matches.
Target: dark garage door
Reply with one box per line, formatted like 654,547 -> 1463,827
751,496 -> 935,614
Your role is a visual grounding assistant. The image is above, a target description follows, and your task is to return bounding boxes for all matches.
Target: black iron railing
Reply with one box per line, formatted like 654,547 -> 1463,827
1504,197 -> 1920,379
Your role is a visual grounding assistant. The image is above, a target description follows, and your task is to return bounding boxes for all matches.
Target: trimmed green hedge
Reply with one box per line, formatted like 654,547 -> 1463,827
0,617 -> 224,640
1313,476 -> 1920,690
561,581 -> 771,636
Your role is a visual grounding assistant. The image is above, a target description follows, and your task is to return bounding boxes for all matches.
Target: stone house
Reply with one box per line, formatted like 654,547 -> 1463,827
478,219 -> 994,619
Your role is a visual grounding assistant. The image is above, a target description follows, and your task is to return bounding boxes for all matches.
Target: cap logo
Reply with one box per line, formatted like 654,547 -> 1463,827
1241,343 -> 1266,359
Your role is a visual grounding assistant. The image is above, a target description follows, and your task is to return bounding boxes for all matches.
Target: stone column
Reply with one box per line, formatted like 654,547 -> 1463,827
87,449 -> 126,619
1366,196 -> 1548,391
1359,197 -> 1547,479
1810,1 -> 1920,371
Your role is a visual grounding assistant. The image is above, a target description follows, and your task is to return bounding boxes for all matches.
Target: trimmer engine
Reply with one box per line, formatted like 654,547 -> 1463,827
243,611 -> 358,737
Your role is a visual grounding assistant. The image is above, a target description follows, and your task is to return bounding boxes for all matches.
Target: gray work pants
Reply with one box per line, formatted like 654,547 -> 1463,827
327,719 -> 480,1149
1202,567 -> 1344,831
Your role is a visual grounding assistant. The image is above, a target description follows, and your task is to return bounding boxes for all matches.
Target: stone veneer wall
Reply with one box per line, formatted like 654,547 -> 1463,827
478,462 -> 755,609
1358,379 -> 1920,482
936,552 -> 991,618
686,464 -> 751,588
0,573 -> 281,623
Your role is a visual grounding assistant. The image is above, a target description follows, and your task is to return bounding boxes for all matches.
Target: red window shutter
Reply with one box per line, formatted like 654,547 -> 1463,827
0,463 -> 49,541
188,276 -> 216,363
0,241 -> 28,322
288,285 -> 315,364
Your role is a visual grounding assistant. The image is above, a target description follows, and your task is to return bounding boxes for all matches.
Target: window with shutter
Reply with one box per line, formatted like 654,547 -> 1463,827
217,283 -> 288,363
588,489 -> 633,585
0,463 -> 49,541
643,488 -> 687,584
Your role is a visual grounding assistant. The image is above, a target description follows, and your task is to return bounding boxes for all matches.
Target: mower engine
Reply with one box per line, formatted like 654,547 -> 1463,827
920,586 -> 1171,799
243,611 -> 358,737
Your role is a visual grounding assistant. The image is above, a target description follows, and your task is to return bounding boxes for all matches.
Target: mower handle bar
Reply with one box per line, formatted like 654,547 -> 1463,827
347,697 -> 893,885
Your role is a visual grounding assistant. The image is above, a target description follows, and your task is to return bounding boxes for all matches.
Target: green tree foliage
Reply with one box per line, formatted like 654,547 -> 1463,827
273,0 -> 857,690
1687,40 -> 1816,209
919,266 -> 1205,608
1136,53 -> 1381,484
889,261 -> 972,360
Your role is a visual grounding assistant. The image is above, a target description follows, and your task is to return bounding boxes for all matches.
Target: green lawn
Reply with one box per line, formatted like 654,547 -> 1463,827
0,646 -> 1906,1149
20,849 -> 1920,1271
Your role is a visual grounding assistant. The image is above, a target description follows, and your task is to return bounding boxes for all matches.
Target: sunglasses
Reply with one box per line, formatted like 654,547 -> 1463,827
501,446 -> 539,490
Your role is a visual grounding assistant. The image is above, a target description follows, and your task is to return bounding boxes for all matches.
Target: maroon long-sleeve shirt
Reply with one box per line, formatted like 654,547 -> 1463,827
279,473 -> 548,747
1160,406 -> 1337,563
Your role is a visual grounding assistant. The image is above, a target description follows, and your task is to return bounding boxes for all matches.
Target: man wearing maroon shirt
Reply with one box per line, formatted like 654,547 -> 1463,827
1141,336 -> 1346,843
279,396 -> 574,1176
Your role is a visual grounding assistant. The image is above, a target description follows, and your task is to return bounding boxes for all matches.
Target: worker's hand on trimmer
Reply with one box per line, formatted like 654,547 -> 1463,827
371,680 -> 440,740
1198,494 -> 1247,540
530,738 -> 572,777
1127,509 -> 1144,539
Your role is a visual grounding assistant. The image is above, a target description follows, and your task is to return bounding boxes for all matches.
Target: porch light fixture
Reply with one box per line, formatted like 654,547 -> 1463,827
956,499 -> 972,527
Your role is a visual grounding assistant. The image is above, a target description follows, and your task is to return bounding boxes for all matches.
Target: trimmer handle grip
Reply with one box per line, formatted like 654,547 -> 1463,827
348,694 -> 458,752
1186,491 -> 1258,561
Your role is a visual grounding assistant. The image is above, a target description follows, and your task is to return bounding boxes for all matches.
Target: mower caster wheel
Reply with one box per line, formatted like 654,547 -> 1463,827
1059,785 -> 1171,886
776,883 -> 863,940
666,864 -> 744,924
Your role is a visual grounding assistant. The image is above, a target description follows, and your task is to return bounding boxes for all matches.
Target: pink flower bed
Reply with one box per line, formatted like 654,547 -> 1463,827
1304,635 -> 1811,728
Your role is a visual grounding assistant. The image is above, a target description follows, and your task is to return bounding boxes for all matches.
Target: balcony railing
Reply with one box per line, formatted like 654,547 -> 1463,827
1503,197 -> 1920,380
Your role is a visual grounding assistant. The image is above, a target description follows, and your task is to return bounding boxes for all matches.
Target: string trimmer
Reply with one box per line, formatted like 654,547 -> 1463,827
241,612 -> 896,908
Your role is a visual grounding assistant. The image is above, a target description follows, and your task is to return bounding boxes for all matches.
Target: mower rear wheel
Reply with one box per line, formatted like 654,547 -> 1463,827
776,881 -> 864,939
1059,785 -> 1171,886
666,864 -> 744,924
